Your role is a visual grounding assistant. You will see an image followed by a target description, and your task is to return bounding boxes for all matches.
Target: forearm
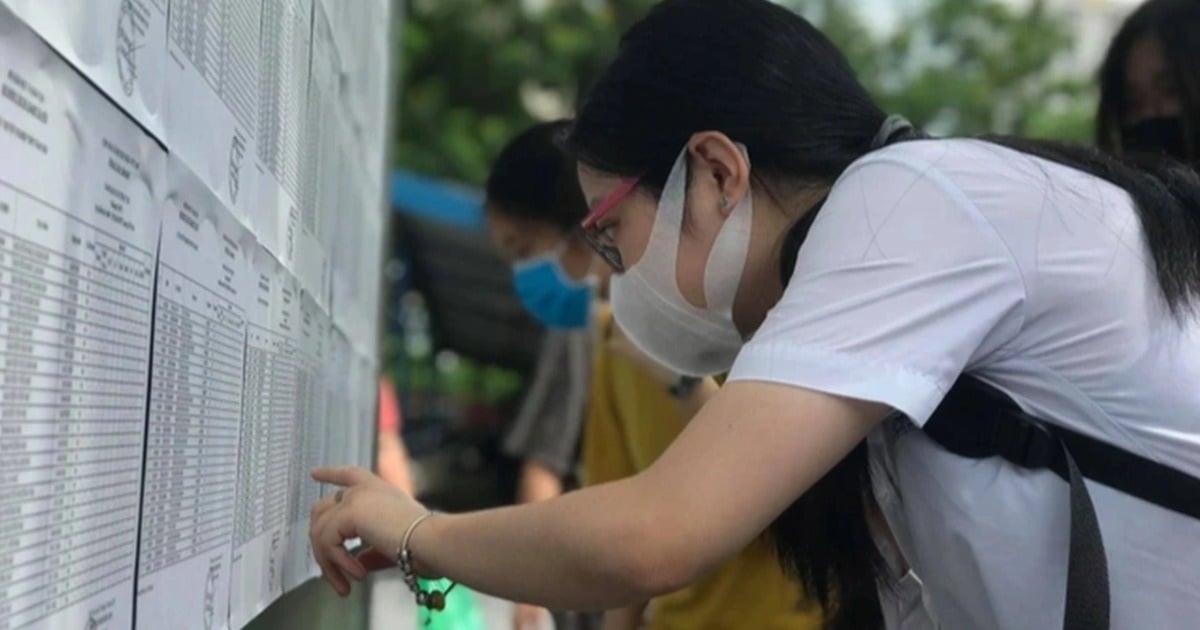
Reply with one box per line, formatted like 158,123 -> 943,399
311,384 -> 885,613
518,459 -> 564,504
413,477 -> 675,611
603,603 -> 647,630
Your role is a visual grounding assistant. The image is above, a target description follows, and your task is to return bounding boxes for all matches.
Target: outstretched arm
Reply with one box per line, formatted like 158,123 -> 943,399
310,380 -> 887,611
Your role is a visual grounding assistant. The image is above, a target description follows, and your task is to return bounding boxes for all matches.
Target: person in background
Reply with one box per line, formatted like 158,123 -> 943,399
484,121 -> 597,630
1097,0 -> 1200,162
588,267 -> 826,630
492,120 -> 826,630
377,378 -> 415,495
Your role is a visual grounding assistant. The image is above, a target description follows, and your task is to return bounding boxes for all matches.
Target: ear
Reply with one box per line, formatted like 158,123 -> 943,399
687,131 -> 751,219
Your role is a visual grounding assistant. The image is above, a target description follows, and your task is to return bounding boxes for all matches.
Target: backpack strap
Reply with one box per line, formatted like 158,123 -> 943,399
925,375 -> 1200,630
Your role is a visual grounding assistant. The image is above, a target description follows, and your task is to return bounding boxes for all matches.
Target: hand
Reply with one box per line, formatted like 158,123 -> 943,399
607,323 -> 677,387
513,603 -> 550,630
309,467 -> 428,596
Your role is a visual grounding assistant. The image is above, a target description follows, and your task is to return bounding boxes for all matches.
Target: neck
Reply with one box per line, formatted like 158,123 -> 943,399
733,186 -> 830,335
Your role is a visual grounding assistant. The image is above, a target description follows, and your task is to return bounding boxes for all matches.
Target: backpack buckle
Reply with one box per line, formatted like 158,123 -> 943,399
992,412 -> 1058,470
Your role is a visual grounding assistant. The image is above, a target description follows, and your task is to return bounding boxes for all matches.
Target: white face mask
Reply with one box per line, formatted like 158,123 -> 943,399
610,146 -> 753,377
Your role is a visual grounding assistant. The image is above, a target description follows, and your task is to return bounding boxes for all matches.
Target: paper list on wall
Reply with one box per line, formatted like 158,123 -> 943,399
164,0 -> 261,223
227,245 -> 297,629
299,3 -> 338,263
282,292 -> 328,589
135,156 -> 250,630
321,330 -> 351,479
0,9 -> 165,629
321,0 -> 391,189
262,0 -> 326,304
347,353 -> 377,471
1,0 -> 168,138
329,128 -> 365,352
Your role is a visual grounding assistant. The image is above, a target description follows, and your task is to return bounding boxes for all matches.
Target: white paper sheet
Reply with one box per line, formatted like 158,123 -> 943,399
2,0 -> 168,138
227,244 -> 297,629
163,0 -> 262,224
328,135 -> 364,356
135,156 -> 251,630
287,1 -> 337,308
321,330 -> 347,472
282,290 -> 328,590
321,0 -> 391,189
352,353 -> 378,469
257,0 -> 326,304
0,9 -> 164,629
357,191 -> 385,357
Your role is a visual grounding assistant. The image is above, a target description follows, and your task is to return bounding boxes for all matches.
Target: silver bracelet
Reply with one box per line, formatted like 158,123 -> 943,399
396,512 -> 454,611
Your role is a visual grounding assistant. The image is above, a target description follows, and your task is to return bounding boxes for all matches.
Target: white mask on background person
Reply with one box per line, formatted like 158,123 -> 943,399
609,145 -> 753,377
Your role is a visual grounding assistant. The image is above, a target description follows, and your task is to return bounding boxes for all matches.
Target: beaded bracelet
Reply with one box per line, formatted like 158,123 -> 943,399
396,512 -> 457,614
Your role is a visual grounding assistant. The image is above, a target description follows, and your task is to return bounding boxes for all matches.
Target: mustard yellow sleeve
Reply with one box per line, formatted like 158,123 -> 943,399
581,341 -> 637,487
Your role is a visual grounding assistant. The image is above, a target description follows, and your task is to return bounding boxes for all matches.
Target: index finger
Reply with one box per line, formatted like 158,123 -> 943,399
312,466 -> 374,487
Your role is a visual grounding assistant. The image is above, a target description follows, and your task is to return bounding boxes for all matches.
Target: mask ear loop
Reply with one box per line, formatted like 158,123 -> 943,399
633,147 -> 693,305
701,143 -> 753,320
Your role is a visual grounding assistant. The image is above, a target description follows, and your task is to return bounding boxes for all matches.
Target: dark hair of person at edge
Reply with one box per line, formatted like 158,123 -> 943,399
1097,0 -> 1200,162
563,0 -> 1200,628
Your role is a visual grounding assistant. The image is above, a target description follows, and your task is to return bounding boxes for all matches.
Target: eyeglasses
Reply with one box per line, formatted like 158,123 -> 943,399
580,178 -> 639,272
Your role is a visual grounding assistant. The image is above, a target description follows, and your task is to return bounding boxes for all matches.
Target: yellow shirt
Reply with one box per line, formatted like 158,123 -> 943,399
582,307 -> 824,630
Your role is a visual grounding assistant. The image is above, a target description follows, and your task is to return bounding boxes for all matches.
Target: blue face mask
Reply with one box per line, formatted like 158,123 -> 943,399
512,250 -> 593,329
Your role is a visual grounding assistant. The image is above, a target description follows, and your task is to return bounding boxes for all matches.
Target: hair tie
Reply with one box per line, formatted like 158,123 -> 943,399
871,114 -> 917,150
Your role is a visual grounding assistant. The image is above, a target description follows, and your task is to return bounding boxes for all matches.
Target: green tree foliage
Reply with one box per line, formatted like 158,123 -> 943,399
858,0 -> 1094,138
394,0 -> 1096,185
393,0 -> 658,184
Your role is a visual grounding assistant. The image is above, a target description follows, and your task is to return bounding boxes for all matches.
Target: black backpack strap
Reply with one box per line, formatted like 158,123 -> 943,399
929,375 -> 1200,517
926,375 -> 1200,630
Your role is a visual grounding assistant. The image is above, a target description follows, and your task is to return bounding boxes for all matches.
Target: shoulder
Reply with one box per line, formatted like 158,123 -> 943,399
732,140 -> 1032,422
846,137 -> 1030,175
799,139 -> 1025,279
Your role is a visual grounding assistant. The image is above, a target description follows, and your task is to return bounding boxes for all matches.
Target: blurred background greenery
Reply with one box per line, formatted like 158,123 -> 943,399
392,0 -> 1099,186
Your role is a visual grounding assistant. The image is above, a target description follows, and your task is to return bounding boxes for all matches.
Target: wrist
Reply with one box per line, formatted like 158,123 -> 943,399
399,511 -> 442,578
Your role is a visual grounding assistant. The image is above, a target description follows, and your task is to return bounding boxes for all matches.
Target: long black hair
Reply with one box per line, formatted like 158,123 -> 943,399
566,1 -> 1200,627
486,120 -> 587,231
1097,0 -> 1200,159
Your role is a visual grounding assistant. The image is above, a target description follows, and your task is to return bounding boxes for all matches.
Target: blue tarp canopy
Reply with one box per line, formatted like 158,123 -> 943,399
391,169 -> 485,228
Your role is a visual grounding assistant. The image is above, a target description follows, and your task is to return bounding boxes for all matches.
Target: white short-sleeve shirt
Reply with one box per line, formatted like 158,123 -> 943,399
729,139 -> 1200,629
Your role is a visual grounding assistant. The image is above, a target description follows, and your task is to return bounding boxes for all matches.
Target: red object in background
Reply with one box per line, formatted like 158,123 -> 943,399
379,379 -> 403,433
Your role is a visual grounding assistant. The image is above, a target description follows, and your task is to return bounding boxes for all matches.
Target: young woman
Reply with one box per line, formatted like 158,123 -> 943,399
1097,0 -> 1200,162
487,120 -> 822,629
483,121 -> 598,630
311,1 -> 1200,628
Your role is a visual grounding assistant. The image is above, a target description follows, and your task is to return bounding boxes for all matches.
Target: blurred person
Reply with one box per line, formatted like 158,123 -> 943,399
483,121 -> 598,630
1098,0 -> 1200,162
311,2 -> 1200,629
377,378 -> 415,495
587,263 -> 825,630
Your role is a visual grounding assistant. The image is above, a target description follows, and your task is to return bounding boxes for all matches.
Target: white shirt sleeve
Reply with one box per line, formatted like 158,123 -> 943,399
729,149 -> 1028,425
